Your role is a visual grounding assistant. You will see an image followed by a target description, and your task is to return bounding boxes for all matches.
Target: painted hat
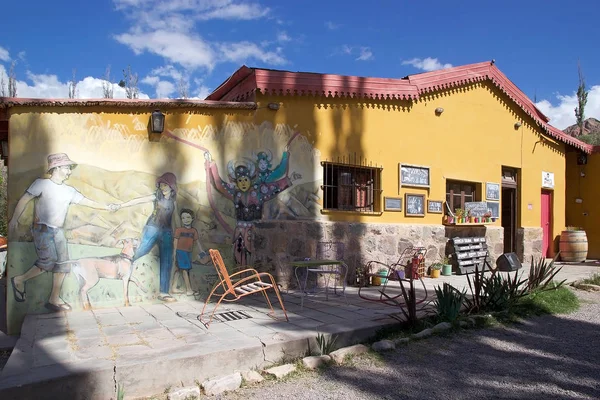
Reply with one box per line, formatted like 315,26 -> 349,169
156,172 -> 177,193
47,153 -> 77,173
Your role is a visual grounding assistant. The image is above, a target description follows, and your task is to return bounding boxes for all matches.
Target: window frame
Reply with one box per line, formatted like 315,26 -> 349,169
446,179 -> 479,214
321,161 -> 383,214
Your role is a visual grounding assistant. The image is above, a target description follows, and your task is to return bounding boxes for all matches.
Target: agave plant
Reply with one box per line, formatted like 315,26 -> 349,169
528,253 -> 566,291
433,283 -> 466,322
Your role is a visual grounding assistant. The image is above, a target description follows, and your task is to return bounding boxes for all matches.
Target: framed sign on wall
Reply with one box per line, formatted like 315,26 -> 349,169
427,200 -> 443,214
486,182 -> 500,201
399,164 -> 430,188
384,196 -> 402,212
405,193 -> 425,217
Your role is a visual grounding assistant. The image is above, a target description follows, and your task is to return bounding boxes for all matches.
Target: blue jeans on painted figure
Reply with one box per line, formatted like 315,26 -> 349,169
133,225 -> 173,294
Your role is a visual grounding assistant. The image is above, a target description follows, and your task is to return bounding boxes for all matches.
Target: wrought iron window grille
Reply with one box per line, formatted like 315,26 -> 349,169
321,154 -> 383,214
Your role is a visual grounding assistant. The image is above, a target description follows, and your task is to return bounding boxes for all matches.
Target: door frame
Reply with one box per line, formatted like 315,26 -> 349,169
501,167 -> 519,253
541,190 -> 554,258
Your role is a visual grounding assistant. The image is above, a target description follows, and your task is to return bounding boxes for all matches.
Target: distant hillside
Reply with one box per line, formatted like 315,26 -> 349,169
563,118 -> 600,136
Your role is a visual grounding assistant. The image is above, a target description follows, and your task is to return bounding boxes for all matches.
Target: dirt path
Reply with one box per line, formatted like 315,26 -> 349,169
214,288 -> 600,400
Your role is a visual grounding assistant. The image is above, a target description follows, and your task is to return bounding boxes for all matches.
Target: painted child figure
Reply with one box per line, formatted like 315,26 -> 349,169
170,209 -> 208,296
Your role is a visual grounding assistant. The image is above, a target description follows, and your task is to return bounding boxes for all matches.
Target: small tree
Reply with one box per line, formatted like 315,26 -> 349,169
8,61 -> 17,97
0,71 -> 6,97
574,60 -> 588,137
119,65 -> 139,99
102,65 -> 114,99
177,76 -> 189,99
177,76 -> 190,99
68,68 -> 78,99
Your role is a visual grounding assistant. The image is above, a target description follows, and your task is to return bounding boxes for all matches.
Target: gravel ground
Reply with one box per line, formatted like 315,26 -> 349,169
207,288 -> 600,400
0,350 -> 11,374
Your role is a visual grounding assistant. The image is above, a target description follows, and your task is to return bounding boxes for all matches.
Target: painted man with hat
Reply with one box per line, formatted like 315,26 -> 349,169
9,153 -> 119,312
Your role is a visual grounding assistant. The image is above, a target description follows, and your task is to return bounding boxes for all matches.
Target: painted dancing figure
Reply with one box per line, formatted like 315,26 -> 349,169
204,150 -> 301,266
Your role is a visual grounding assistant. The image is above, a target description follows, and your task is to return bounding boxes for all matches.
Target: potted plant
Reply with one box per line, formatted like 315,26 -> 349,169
467,209 -> 473,223
483,211 -> 492,223
441,256 -> 452,276
455,208 -> 464,224
430,262 -> 442,278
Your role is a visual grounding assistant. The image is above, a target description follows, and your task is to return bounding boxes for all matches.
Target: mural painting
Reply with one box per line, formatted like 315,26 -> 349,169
171,208 -> 210,296
5,112 -> 320,334
204,144 -> 302,266
9,153 -> 120,312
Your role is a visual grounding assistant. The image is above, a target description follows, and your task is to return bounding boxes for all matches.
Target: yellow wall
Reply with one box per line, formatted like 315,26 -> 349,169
566,151 -> 600,258
255,81 -> 567,248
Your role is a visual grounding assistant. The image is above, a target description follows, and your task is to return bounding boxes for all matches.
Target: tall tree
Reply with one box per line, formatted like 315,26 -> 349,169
574,60 -> 588,137
8,61 -> 17,97
68,69 -> 78,99
102,65 -> 114,99
119,65 -> 139,99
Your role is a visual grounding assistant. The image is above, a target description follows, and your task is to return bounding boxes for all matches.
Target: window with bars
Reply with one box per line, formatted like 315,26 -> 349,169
322,161 -> 382,213
446,180 -> 479,213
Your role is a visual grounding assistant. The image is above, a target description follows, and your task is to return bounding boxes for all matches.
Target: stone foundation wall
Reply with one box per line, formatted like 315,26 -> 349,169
516,227 -> 543,263
253,221 -> 505,288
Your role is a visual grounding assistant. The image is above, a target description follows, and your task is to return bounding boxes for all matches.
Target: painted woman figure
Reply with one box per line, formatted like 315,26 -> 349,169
119,172 -> 179,302
204,151 -> 301,266
255,147 -> 289,184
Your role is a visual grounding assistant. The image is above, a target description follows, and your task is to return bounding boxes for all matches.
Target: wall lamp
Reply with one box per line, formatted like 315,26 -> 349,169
267,102 -> 280,111
435,107 -> 444,115
149,109 -> 165,142
514,122 -> 522,129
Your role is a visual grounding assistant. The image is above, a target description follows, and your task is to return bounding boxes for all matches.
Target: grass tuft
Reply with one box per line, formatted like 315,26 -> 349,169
582,273 -> 600,286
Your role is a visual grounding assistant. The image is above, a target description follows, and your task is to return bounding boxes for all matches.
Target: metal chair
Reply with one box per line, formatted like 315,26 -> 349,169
297,241 -> 348,307
199,249 -> 289,328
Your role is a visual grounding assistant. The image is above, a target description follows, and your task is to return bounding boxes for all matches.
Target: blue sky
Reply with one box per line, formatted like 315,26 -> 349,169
0,0 -> 599,129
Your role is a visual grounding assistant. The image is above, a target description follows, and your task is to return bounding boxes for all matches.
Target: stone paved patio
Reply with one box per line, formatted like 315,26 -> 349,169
0,262 -> 597,399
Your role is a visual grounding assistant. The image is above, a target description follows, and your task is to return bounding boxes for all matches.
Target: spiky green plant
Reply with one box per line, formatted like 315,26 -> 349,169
315,332 -> 338,356
433,283 -> 465,322
528,253 -> 565,291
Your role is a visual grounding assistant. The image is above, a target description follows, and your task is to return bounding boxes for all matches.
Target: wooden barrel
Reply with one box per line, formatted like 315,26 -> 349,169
559,230 -> 588,262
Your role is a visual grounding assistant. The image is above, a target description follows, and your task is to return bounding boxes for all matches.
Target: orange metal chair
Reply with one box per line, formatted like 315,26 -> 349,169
199,249 -> 289,328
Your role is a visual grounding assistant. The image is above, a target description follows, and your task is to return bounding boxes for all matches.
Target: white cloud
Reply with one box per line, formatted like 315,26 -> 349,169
335,45 -> 373,61
155,80 -> 175,98
217,42 -> 286,65
196,2 -> 270,21
402,57 -> 452,72
356,47 -> 373,61
536,85 -> 600,129
112,0 -> 285,71
325,21 -> 340,30
4,67 -> 149,99
277,31 -> 291,43
149,65 -> 184,81
0,46 -> 10,62
196,85 -> 212,99
114,30 -> 217,70
141,76 -> 159,86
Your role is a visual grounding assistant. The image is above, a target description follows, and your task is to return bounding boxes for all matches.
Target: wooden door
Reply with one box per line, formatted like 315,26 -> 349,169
541,190 -> 553,257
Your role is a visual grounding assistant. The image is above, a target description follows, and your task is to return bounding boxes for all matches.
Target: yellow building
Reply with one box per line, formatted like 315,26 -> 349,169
0,60 -> 592,334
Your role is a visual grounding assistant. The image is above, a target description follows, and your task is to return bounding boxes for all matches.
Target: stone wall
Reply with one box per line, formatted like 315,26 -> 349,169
253,221 -> 505,288
516,227 -> 544,263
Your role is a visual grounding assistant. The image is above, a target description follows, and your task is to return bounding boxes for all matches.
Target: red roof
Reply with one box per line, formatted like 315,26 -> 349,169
207,61 -> 592,153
